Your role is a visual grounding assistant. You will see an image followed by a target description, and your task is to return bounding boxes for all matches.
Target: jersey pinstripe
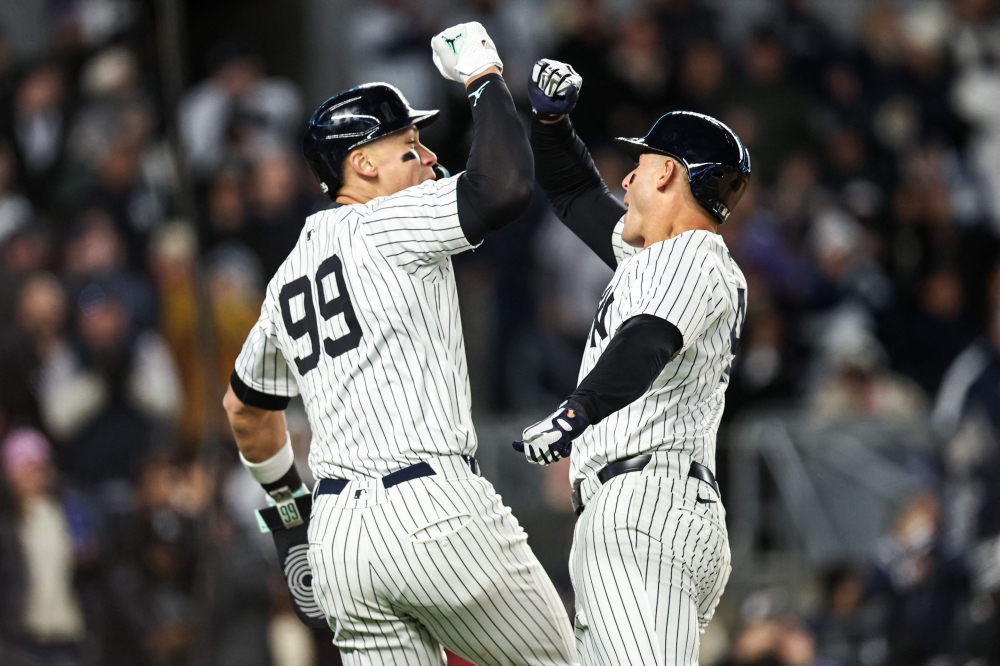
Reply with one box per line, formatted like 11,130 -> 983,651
565,221 -> 742,665
234,174 -> 578,665
570,221 -> 747,489
570,473 -> 730,665
234,175 -> 480,480
308,456 -> 576,665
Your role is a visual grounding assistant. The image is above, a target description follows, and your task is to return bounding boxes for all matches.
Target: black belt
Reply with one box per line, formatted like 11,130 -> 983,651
571,456 -> 720,515
315,456 -> 478,496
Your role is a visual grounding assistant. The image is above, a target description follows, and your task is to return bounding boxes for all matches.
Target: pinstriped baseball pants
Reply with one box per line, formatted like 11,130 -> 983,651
569,473 -> 731,666
307,455 -> 579,666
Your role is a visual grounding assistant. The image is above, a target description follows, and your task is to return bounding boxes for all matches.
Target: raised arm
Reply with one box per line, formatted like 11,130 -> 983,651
532,117 -> 626,268
431,23 -> 534,245
456,72 -> 533,244
529,59 -> 626,269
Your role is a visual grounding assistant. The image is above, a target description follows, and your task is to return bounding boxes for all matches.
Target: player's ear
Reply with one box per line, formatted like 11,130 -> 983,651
655,155 -> 674,191
346,148 -> 378,180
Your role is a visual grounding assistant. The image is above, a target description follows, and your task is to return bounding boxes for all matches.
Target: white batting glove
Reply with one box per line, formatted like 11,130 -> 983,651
431,22 -> 503,85
513,402 -> 589,466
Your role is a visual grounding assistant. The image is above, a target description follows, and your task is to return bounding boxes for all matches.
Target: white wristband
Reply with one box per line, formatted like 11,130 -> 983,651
240,433 -> 294,485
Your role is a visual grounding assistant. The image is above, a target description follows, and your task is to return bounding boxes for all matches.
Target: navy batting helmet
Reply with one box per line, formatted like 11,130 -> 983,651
303,83 -> 439,197
615,111 -> 751,224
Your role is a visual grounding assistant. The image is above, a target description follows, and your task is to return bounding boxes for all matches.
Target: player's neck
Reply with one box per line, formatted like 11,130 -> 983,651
335,185 -> 375,205
642,206 -> 718,248
335,181 -> 384,205
335,193 -> 371,205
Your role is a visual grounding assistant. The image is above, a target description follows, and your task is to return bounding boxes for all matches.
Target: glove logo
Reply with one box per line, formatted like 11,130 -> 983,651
443,34 -> 461,54
468,80 -> 490,107
284,544 -> 324,620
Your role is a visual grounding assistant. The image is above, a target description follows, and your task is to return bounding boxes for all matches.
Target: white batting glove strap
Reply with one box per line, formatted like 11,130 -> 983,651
531,59 -> 583,98
432,22 -> 504,85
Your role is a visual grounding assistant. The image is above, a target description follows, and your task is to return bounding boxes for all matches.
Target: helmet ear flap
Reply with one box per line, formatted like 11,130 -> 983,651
308,156 -> 341,199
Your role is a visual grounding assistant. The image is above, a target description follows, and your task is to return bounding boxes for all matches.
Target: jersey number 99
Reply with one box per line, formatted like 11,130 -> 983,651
279,254 -> 363,375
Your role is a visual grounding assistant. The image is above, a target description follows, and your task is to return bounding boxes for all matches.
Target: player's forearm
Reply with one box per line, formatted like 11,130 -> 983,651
456,73 -> 534,244
531,117 -> 625,269
568,315 -> 682,424
223,385 -> 288,463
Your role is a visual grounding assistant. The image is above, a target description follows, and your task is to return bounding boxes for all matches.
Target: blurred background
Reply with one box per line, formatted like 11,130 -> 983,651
3,0 -> 1000,664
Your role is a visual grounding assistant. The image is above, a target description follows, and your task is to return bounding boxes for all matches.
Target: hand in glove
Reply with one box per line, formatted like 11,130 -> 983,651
513,401 -> 589,465
432,22 -> 503,85
527,58 -> 583,121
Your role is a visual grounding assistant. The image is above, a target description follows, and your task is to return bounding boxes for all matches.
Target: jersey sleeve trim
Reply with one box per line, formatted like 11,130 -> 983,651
230,371 -> 291,411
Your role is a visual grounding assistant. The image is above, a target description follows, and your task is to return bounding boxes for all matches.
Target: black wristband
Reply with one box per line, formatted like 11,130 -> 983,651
261,464 -> 304,498
563,397 -> 593,425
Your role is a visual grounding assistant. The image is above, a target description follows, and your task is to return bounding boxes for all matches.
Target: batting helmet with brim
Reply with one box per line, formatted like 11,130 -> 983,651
303,83 -> 440,197
615,111 -> 751,224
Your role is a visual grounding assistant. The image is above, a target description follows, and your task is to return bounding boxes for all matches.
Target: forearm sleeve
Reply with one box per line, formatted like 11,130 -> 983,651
532,117 -> 627,269
457,74 -> 534,245
567,315 -> 683,424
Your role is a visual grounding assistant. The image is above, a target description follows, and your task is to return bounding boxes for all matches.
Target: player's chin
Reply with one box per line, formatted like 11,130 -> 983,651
621,215 -> 643,247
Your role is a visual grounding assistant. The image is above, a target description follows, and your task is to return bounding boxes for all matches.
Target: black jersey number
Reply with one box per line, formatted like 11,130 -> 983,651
722,287 -> 746,380
278,255 -> 362,375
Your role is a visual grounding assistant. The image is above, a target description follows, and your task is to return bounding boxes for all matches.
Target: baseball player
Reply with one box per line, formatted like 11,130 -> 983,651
513,59 -> 752,665
222,26 -> 577,666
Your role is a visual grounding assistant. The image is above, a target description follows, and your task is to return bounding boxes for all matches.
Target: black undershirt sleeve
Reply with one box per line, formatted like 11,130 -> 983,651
532,117 -> 627,269
456,74 -> 534,245
566,314 -> 683,425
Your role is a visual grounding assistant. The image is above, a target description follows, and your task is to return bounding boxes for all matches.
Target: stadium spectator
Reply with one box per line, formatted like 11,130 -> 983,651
723,27 -> 813,186
550,0 -> 616,141
718,618 -> 819,666
38,280 -> 180,484
0,428 -> 95,666
178,42 -> 303,179
242,147 -> 314,278
868,493 -> 969,664
102,451 -> 204,666
345,0 -> 440,110
1,1 -> 1000,663
2,63 -> 71,214
810,564 -> 883,666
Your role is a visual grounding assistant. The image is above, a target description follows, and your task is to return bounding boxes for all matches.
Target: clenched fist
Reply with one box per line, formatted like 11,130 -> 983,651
431,22 -> 504,85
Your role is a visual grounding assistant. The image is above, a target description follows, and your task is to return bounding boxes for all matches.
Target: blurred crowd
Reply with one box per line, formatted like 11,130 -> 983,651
2,0 -> 1000,664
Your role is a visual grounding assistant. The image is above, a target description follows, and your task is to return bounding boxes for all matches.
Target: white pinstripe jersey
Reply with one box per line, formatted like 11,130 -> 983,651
569,221 -> 747,488
234,176 -> 481,480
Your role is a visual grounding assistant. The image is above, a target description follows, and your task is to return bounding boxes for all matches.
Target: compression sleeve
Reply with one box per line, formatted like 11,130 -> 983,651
567,314 -> 683,424
532,117 -> 627,269
457,74 -> 534,245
